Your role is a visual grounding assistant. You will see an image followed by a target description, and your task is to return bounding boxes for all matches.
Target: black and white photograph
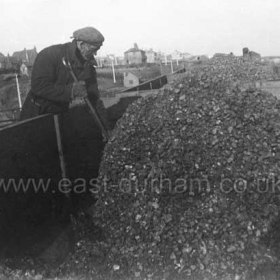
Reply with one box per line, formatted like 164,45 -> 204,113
0,0 -> 280,279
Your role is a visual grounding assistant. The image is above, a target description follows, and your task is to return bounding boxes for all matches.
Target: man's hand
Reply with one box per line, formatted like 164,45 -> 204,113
72,81 -> 87,99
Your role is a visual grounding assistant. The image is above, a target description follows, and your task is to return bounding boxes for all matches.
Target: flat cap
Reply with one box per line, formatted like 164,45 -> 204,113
72,26 -> 104,46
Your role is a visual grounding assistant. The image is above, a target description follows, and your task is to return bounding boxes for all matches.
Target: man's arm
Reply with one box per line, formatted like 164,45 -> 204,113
31,48 -> 72,103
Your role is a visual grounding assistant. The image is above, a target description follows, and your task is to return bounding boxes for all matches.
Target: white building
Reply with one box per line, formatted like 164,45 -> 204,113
145,49 -> 158,64
171,50 -> 192,61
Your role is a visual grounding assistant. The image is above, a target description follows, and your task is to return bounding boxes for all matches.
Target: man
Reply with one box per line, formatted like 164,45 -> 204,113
20,26 -> 108,127
19,27 -> 109,221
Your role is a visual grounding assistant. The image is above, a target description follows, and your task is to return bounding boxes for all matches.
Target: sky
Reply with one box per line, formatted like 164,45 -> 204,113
0,0 -> 280,57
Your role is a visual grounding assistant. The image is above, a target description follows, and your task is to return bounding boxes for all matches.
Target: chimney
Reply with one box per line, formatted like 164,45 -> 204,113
243,47 -> 249,55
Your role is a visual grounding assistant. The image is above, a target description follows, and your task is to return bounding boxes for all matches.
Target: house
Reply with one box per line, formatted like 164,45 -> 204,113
171,50 -> 182,61
171,50 -> 193,61
156,52 -> 165,63
181,52 -> 192,60
0,52 -> 5,69
0,55 -> 10,70
115,56 -> 126,65
124,43 -> 146,65
12,47 -> 37,66
123,67 -> 161,88
145,49 -> 158,64
124,71 -> 140,87
158,53 -> 172,64
197,55 -> 209,61
243,47 -> 261,62
96,56 -> 111,67
188,55 -> 209,62
96,55 -> 113,67
262,56 -> 280,64
0,54 -> 19,71
96,55 -> 126,67
213,53 -> 231,58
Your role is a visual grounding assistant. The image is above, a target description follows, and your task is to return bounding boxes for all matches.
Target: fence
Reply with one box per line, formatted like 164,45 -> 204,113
121,75 -> 168,93
173,67 -> 186,74
0,67 -> 186,128
102,89 -> 159,108
0,108 -> 20,127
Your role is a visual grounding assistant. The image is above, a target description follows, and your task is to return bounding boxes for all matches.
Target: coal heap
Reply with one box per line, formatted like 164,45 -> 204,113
91,57 -> 280,279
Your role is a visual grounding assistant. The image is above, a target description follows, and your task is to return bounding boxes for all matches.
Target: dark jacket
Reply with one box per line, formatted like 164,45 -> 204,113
20,41 -> 101,120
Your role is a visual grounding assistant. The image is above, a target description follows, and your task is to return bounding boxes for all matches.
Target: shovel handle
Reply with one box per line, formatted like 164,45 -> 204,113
62,57 -> 110,142
84,97 -> 110,142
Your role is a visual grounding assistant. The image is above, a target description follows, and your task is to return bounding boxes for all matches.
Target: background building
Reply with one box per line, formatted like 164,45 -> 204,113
124,43 -> 146,65
12,47 -> 37,66
145,49 -> 158,64
243,47 -> 261,62
123,67 -> 161,87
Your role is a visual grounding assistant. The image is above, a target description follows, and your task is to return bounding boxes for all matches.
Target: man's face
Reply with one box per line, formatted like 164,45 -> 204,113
78,41 -> 101,60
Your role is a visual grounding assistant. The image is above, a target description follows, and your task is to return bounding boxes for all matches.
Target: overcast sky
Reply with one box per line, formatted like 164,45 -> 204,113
1,0 -> 280,57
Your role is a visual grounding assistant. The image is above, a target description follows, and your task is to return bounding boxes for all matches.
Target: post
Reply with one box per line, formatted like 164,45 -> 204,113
15,74 -> 22,109
171,60 -> 174,73
53,115 -> 67,180
111,60 -> 116,83
53,114 -> 71,207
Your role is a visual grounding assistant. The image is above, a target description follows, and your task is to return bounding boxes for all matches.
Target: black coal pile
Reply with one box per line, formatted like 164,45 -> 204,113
192,55 -> 275,87
89,60 -> 280,279
210,55 -> 273,81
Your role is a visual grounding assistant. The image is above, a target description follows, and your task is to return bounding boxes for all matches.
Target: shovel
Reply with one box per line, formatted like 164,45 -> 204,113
62,57 -> 110,142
